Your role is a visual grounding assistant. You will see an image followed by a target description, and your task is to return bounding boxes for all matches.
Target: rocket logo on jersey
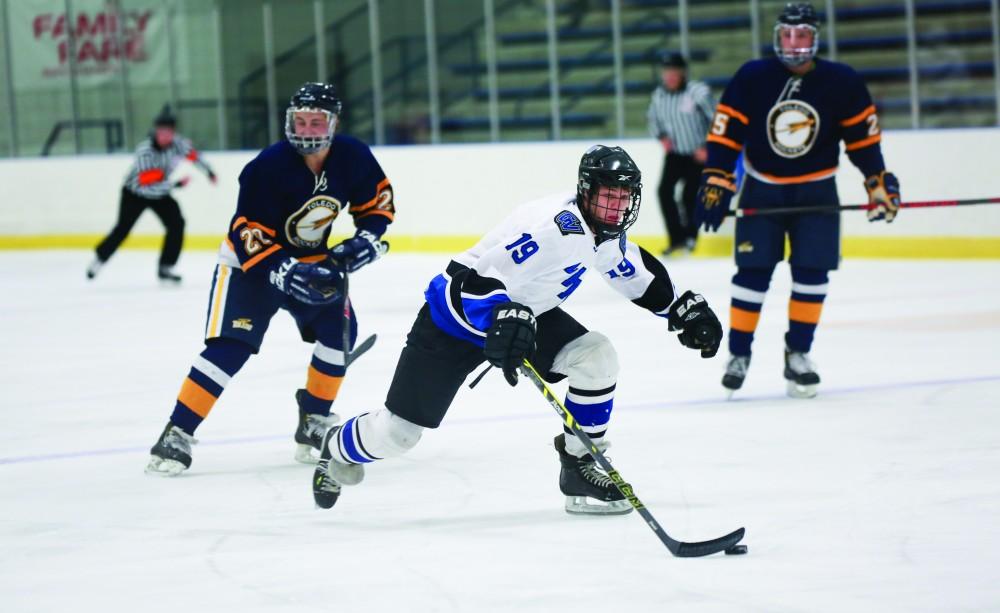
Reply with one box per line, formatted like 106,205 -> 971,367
285,195 -> 342,248
767,99 -> 820,158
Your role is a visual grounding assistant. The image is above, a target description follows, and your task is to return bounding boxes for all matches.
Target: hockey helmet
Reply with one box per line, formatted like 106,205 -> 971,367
153,104 -> 177,128
285,82 -> 342,154
576,145 -> 642,242
773,3 -> 820,67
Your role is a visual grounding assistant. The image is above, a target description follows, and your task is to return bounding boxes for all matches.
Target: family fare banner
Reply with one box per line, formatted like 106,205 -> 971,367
9,0 -> 185,90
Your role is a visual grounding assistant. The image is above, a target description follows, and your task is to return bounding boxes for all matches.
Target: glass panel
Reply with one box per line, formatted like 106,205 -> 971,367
913,0 -> 995,128
0,0 -> 14,157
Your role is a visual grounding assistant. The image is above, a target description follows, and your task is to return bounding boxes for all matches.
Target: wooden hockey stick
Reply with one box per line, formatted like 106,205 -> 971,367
728,196 -> 1000,218
519,359 -> 746,558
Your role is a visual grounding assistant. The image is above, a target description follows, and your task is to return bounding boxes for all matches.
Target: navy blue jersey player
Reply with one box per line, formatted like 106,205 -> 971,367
146,82 -> 395,476
695,3 -> 901,399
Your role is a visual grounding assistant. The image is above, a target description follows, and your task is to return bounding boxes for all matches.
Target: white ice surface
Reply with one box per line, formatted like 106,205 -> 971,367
2,251 -> 999,613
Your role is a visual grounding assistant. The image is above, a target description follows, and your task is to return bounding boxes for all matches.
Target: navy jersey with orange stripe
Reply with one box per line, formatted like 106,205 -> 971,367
220,136 -> 394,273
705,57 -> 885,187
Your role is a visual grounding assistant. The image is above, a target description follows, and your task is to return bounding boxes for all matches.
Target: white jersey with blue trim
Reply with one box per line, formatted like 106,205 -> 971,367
424,192 -> 675,345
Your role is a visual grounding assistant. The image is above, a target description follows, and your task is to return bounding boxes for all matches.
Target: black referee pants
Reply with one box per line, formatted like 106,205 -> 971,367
657,152 -> 703,249
95,187 -> 185,267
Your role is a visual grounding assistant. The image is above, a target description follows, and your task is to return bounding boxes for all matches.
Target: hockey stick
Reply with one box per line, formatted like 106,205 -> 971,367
728,196 -> 1000,218
341,269 -> 376,368
519,359 -> 746,558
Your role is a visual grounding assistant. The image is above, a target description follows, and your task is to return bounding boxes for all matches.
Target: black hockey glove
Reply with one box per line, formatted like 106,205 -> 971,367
695,168 -> 737,232
268,256 -> 341,306
331,230 -> 388,273
865,171 -> 901,223
667,291 -> 723,358
483,302 -> 537,386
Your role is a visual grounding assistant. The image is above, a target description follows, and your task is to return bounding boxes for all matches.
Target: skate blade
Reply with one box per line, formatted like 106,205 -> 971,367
564,496 -> 633,516
786,380 -> 818,399
294,444 -> 319,465
145,457 -> 186,477
724,387 -> 736,401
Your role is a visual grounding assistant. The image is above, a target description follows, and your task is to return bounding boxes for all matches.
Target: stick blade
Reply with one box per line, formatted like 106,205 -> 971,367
671,527 -> 746,558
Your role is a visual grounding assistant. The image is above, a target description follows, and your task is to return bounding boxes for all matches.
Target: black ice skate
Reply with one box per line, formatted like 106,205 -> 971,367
554,434 -> 632,515
145,422 -> 197,476
312,426 -> 365,510
85,257 -> 104,280
293,389 -> 340,464
784,346 -> 820,398
158,266 -> 182,284
722,354 -> 751,399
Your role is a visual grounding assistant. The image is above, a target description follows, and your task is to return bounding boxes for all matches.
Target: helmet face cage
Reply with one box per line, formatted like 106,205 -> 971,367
577,169 -> 642,241
773,23 -> 819,67
285,107 -> 338,154
285,82 -> 342,154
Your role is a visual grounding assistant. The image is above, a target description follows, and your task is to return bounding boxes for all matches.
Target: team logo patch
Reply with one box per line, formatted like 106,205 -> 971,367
767,99 -> 820,158
737,241 -> 754,253
554,210 -> 585,236
232,318 -> 253,331
286,195 -> 342,248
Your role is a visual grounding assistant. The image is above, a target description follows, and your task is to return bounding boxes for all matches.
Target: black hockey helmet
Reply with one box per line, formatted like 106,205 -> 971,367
153,104 -> 176,128
774,3 -> 820,67
576,145 -> 642,242
285,82 -> 342,154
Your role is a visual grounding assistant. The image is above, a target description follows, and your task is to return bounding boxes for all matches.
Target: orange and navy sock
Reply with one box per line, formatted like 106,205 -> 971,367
786,267 -> 828,353
728,266 -> 774,356
299,341 -> 345,415
170,339 -> 252,435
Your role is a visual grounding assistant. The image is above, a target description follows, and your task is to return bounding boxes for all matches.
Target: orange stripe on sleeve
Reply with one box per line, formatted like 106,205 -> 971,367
231,216 -> 248,231
789,299 -> 824,324
349,177 -> 392,213
707,134 -> 743,152
230,217 -> 276,237
730,306 -> 762,333
137,168 -> 165,185
307,366 -> 344,401
354,208 -> 395,222
242,243 -> 282,271
844,134 -> 882,152
840,105 -> 876,127
177,377 -> 219,418
716,104 -> 749,125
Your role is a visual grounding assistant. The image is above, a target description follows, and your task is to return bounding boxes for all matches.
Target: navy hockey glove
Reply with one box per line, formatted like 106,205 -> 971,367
865,171 -> 901,223
695,168 -> 737,232
483,302 -> 537,387
668,291 -> 723,358
331,230 -> 388,273
268,256 -> 341,306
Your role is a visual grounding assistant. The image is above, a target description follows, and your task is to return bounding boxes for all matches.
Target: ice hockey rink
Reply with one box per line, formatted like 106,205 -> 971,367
2,250 -> 999,613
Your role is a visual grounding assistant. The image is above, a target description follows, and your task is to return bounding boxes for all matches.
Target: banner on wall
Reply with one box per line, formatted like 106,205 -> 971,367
9,0 -> 185,90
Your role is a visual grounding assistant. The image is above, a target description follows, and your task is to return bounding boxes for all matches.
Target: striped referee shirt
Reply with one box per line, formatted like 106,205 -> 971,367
123,134 -> 213,199
646,80 -> 716,155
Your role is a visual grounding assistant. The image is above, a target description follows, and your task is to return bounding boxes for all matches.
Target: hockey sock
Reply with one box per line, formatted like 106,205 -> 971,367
330,408 -> 422,464
786,267 -> 829,352
729,266 -> 774,356
563,384 -> 616,457
170,338 -> 252,435
301,341 -> 346,415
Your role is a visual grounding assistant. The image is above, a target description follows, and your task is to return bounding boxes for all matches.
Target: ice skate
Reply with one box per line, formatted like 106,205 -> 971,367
312,426 -> 365,509
145,422 -> 197,476
784,346 -> 820,398
158,266 -> 182,284
722,354 -> 751,399
554,434 -> 632,515
86,257 -> 104,280
293,389 -> 340,464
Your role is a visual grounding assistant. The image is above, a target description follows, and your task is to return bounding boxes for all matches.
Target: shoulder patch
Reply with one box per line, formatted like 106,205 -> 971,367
553,210 -> 585,236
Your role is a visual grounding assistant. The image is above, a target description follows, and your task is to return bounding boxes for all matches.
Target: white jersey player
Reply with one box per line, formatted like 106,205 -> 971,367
311,145 -> 724,515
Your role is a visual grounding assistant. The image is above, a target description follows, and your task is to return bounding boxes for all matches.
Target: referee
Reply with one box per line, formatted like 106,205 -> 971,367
646,52 -> 716,255
86,106 -> 217,283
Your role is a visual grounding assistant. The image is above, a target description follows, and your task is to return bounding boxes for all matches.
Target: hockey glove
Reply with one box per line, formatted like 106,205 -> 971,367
865,171 -> 901,223
695,168 -> 737,232
483,302 -> 537,387
331,230 -> 388,273
667,291 -> 723,358
268,256 -> 341,306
